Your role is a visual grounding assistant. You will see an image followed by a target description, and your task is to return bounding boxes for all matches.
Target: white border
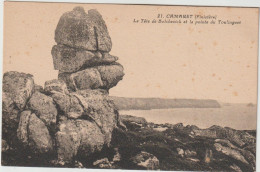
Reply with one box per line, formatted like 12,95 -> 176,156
2,0 -> 260,7
0,1 -> 259,172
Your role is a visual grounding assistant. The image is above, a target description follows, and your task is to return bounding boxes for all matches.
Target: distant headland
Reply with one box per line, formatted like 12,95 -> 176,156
112,97 -> 221,110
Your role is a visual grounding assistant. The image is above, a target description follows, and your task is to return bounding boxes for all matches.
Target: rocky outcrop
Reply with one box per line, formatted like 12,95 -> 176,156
2,6 -> 124,166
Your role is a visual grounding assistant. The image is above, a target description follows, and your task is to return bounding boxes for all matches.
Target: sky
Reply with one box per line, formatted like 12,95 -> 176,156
3,2 -> 259,103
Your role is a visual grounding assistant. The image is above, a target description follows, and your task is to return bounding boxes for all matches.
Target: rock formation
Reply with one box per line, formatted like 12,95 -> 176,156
1,6 -> 256,172
52,6 -> 124,91
2,6 -> 124,164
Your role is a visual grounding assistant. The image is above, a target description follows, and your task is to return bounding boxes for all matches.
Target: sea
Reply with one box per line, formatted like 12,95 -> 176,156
119,104 -> 257,130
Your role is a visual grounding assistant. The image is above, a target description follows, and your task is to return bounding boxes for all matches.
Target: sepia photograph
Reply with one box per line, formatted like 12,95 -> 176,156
1,1 -> 259,171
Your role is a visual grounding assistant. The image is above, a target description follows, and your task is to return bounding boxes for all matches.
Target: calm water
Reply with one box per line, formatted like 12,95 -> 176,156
120,104 -> 257,130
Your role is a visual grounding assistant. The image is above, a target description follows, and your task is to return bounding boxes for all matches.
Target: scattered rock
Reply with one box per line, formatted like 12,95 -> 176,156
50,159 -> 66,167
131,151 -> 159,170
172,123 -> 184,129
74,161 -> 83,168
184,149 -> 197,157
186,158 -> 200,162
153,127 -> 168,132
224,127 -> 256,147
112,148 -> 121,162
192,128 -> 217,138
214,143 -> 248,165
192,125 -> 256,147
239,149 -> 256,169
93,158 -> 114,168
177,148 -> 184,157
215,139 -> 238,149
230,164 -> 242,172
2,139 -> 10,152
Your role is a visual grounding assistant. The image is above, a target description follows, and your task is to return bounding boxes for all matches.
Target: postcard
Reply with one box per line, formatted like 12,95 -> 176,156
2,2 -> 258,171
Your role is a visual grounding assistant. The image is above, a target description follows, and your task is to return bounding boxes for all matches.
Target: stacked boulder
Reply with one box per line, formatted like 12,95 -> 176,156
52,6 -> 124,91
52,7 -> 124,162
2,6 -> 124,164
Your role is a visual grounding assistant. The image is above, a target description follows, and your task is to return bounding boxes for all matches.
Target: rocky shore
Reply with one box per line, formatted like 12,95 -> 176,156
2,113 -> 256,171
116,115 -> 256,171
